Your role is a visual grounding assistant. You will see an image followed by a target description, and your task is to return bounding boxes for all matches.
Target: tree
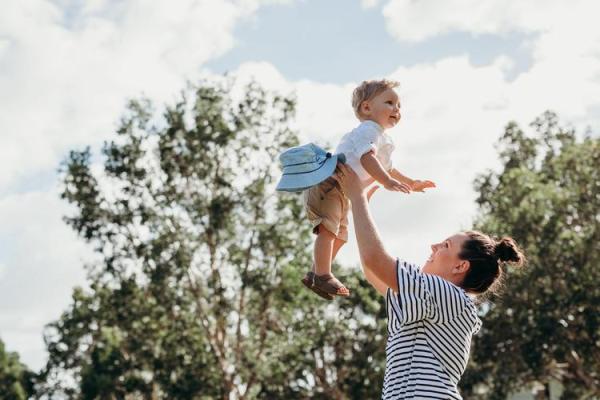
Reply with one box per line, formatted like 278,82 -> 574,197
0,338 -> 35,400
460,111 -> 600,399
39,79 -> 388,399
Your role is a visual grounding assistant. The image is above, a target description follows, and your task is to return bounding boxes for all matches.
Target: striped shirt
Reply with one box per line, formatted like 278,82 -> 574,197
383,259 -> 482,399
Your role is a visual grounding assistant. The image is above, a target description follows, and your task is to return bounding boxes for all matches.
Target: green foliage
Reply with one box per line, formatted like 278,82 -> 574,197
461,111 -> 600,399
0,338 -> 35,400
40,79 -> 387,399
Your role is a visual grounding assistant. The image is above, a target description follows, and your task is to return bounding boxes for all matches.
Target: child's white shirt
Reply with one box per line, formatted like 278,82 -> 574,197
335,120 -> 395,183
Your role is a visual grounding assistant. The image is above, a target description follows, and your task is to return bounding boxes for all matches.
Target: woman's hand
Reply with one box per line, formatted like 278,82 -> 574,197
333,163 -> 366,201
366,185 -> 380,202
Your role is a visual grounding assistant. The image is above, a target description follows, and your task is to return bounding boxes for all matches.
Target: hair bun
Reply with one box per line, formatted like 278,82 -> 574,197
494,237 -> 525,267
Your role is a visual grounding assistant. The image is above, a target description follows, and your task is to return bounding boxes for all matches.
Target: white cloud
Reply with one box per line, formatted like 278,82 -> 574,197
0,0 -> 276,371
380,1 -> 600,125
225,60 -> 296,99
361,0 -> 380,9
0,0 -> 272,192
230,16 -> 600,266
381,0 -> 594,43
230,58 -> 492,266
0,187 -> 94,370
373,0 -> 600,262
3,0 -> 600,375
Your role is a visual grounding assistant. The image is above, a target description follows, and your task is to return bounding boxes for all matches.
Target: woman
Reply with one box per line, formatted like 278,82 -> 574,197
334,163 -> 525,400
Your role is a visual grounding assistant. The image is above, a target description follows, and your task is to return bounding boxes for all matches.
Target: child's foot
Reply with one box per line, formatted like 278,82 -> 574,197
301,271 -> 334,300
312,273 -> 350,297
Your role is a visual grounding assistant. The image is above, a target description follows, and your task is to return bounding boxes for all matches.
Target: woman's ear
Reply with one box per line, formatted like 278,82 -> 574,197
454,260 -> 470,275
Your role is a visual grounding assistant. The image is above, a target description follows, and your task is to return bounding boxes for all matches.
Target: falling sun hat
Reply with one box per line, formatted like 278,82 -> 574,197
276,143 -> 345,192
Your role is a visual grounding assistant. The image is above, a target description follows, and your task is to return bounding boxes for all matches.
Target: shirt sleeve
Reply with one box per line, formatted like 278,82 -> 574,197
350,124 -> 379,158
389,259 -> 468,325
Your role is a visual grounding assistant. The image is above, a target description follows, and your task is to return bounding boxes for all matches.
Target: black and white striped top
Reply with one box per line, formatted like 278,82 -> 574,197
383,259 -> 482,399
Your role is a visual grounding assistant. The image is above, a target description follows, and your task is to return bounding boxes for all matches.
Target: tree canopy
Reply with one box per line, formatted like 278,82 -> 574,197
461,111 -> 600,399
0,337 -> 35,400
15,76 -> 598,399
38,80 -> 387,399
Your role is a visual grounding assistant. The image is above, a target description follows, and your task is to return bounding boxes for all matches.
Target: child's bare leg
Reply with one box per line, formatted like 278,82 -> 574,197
313,225 -> 336,276
313,228 -> 349,296
331,237 -> 346,263
312,237 -> 345,273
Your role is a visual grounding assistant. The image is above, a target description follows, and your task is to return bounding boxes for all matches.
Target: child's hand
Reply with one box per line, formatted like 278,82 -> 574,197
384,178 -> 411,193
410,180 -> 436,192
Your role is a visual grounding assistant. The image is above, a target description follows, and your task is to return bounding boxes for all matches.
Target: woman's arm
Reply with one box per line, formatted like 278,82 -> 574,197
350,190 -> 399,292
334,163 -> 399,292
362,266 -> 389,296
361,185 -> 391,296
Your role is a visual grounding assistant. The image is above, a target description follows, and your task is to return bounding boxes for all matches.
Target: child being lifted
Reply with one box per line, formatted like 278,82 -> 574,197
301,79 -> 436,300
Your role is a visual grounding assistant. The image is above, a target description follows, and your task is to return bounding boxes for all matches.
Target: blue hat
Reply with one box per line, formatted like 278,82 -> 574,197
276,143 -> 346,192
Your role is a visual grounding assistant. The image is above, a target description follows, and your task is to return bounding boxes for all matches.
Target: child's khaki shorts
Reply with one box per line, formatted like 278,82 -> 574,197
303,177 -> 349,242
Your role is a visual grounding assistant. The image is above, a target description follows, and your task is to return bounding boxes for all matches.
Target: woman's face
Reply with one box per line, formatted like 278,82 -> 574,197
422,233 -> 470,281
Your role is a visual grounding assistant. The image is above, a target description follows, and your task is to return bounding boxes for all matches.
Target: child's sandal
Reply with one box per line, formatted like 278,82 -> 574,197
301,271 -> 334,300
312,273 -> 350,297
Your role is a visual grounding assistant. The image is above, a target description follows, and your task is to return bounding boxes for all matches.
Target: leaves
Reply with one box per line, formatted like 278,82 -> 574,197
40,79 -> 387,399
0,338 -> 35,400
462,111 -> 600,399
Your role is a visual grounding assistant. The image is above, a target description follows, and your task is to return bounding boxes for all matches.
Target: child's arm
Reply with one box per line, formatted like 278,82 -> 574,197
390,168 -> 436,192
389,168 -> 415,187
360,151 -> 410,193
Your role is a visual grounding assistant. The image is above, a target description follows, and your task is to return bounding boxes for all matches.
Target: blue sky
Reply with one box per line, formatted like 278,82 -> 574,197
1,0 -> 599,373
207,0 -> 534,83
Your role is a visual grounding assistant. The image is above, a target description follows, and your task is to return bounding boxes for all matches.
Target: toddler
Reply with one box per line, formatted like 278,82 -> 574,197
301,79 -> 435,299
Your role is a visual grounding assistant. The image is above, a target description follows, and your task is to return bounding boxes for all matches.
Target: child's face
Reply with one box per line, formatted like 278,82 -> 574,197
361,88 -> 401,129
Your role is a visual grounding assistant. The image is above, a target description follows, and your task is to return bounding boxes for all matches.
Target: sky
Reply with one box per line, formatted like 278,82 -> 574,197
1,0 -> 600,371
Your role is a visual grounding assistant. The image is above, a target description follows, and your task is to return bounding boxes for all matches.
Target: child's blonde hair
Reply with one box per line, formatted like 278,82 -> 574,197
352,79 -> 400,119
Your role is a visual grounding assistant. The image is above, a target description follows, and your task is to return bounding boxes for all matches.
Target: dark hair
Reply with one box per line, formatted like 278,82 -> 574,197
459,231 -> 526,295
